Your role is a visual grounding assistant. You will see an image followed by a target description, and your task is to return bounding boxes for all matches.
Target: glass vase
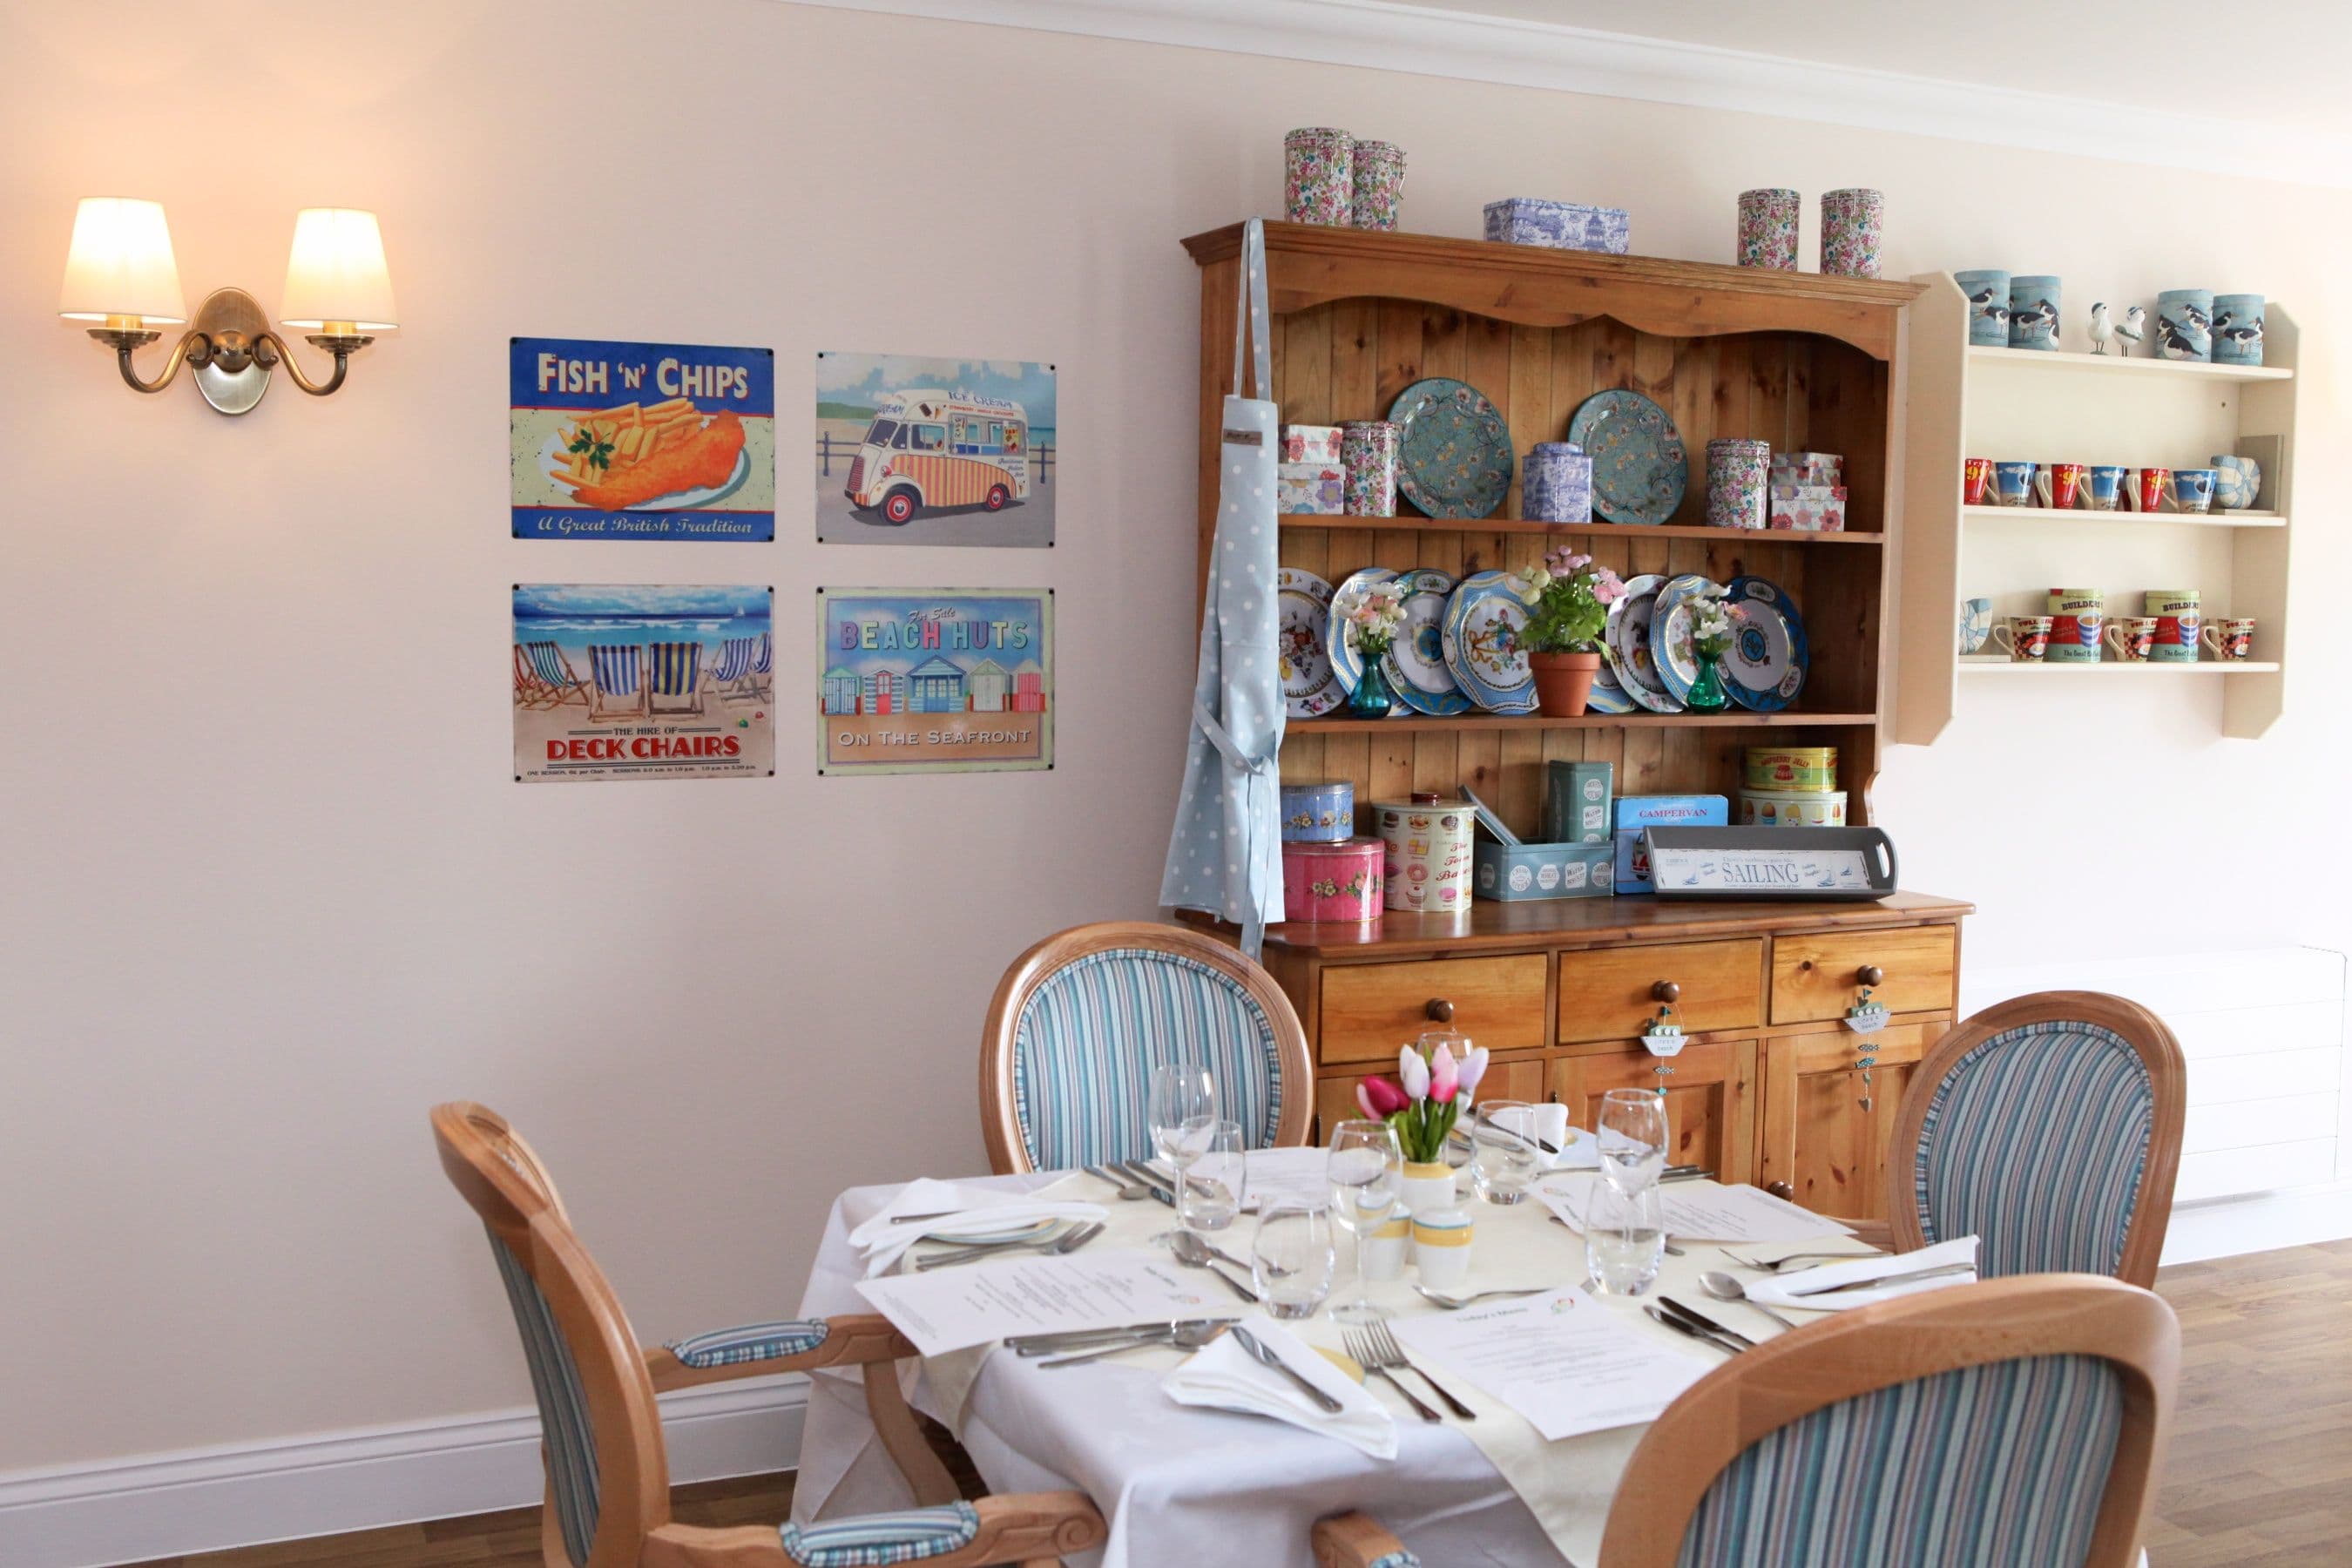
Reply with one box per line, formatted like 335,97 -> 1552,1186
1346,656 -> 1395,718
1686,651 -> 1732,712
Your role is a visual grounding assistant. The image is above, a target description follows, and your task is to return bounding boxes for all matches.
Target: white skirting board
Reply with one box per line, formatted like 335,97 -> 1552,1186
0,1376 -> 807,1568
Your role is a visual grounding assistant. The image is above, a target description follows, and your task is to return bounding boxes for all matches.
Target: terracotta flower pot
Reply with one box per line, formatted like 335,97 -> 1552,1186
1528,651 -> 1600,717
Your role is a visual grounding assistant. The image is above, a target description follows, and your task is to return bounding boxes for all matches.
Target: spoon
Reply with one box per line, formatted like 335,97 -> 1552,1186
1170,1231 -> 1261,1301
1086,1165 -> 1150,1200
1700,1269 -> 1797,1330
1037,1321 -> 1226,1368
1412,1285 -> 1553,1310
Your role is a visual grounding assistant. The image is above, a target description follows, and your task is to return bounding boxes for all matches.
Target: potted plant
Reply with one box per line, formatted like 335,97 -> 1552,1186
1509,548 -> 1626,716
1356,1036 -> 1490,1213
1338,578 -> 1408,718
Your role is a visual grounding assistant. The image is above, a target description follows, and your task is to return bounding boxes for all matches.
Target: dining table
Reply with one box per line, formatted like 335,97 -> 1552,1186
789,1161 -> 1880,1568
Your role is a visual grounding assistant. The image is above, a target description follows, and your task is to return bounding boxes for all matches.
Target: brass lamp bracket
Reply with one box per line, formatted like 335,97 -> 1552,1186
87,286 -> 369,415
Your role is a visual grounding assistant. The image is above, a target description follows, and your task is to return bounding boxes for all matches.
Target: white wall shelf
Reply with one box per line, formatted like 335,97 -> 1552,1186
1898,273 -> 2297,743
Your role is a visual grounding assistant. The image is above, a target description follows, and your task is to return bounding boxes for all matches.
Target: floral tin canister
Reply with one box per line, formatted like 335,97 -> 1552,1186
1281,423 -> 1346,464
1484,199 -> 1631,254
1737,188 -> 1801,270
1707,438 -> 1772,530
1281,781 -> 1355,842
1522,441 -> 1594,523
1350,139 -> 1407,232
1739,788 -> 1849,828
1281,838 -> 1384,923
1819,188 -> 1885,279
1375,793 -> 1475,914
1277,463 -> 1346,515
1285,127 -> 1355,226
1744,746 -> 1837,792
1341,421 -> 1401,517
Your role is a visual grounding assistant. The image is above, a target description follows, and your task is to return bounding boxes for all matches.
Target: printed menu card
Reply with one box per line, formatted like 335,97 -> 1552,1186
1538,1175 -> 1854,1244
857,1250 -> 1223,1357
1389,1288 -> 1712,1441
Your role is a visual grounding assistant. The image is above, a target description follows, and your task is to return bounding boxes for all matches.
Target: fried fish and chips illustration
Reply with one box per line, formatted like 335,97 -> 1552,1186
551,398 -> 747,509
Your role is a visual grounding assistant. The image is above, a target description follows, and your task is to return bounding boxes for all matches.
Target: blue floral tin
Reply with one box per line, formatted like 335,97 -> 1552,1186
1484,199 -> 1630,254
1280,781 -> 1355,843
1522,442 -> 1594,523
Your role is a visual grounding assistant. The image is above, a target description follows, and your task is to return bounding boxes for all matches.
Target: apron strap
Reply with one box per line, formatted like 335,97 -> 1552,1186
1230,218 -> 1273,402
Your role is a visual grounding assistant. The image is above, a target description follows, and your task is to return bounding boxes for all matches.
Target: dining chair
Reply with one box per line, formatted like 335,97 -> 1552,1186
979,921 -> 1311,1173
1887,990 -> 2186,1288
431,1102 -> 1105,1568
1314,1274 -> 2180,1568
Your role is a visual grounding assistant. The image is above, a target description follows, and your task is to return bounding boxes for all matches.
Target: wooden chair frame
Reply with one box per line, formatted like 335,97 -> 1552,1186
978,922 -> 1313,1174
1885,990 -> 2186,1288
432,1103 -> 1105,1568
1315,1275 -> 2179,1568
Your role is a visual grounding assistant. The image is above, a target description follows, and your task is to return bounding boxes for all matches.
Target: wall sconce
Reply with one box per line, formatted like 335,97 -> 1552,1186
60,198 -> 396,415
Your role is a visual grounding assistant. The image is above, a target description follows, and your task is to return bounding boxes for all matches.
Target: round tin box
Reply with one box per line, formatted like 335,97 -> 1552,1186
1374,792 -> 1475,914
1281,837 -> 1385,923
1280,781 -> 1355,843
1739,788 -> 1848,828
1743,746 -> 1838,792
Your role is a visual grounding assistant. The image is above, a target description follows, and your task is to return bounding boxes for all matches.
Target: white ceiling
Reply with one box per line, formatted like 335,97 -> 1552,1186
1407,0 -> 2352,137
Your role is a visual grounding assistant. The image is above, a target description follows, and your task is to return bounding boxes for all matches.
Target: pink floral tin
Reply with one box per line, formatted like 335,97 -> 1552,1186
1819,188 -> 1885,279
1350,139 -> 1407,232
1737,189 -> 1801,270
1282,837 -> 1385,923
1281,424 -> 1345,464
1285,128 -> 1355,226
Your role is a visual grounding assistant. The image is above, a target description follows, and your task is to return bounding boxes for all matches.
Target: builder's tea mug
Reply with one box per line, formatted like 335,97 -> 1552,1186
2103,616 -> 2158,661
1987,615 -> 2053,662
2200,617 -> 2256,661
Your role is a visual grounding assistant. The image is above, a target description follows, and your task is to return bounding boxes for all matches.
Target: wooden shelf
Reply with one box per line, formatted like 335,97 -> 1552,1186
1278,514 -> 1883,544
1961,505 -> 2283,530
1958,659 -> 2279,674
1966,344 -> 2294,383
1291,711 -> 1877,734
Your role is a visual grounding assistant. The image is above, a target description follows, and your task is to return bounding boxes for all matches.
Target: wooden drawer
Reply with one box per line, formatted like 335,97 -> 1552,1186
1317,955 -> 1548,1065
1558,939 -> 1762,1042
1314,1056 -> 1547,1139
1771,925 -> 1958,1024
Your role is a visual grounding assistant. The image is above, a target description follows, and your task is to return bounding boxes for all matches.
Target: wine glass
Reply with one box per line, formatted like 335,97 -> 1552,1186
1251,1204 -> 1335,1320
1596,1087 -> 1668,1195
1148,1064 -> 1218,1242
1469,1099 -> 1542,1205
1326,1119 -> 1402,1323
1182,1119 -> 1247,1232
1584,1179 -> 1665,1296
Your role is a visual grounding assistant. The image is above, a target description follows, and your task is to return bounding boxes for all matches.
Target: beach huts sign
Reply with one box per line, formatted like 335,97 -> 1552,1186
817,589 -> 1052,774
513,585 -> 775,782
510,338 -> 776,541
814,352 -> 1056,548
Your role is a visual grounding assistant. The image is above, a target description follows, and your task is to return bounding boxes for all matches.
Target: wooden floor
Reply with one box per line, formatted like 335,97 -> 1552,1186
131,1240 -> 2352,1567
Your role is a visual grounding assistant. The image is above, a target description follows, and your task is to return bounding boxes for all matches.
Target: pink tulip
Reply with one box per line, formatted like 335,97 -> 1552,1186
1429,1042 -> 1460,1104
1357,1075 -> 1409,1119
1456,1045 -> 1490,1102
1397,1044 -> 1431,1101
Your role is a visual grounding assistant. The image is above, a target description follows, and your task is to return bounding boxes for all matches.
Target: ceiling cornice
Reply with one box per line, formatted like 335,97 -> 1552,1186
772,0 -> 2352,189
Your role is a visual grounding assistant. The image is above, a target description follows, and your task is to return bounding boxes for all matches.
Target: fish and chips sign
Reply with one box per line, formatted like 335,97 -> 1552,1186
510,336 -> 776,541
816,589 -> 1052,774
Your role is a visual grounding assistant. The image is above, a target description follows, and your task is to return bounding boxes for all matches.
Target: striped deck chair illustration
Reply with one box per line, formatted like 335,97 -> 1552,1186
713,632 -> 772,705
512,640 -> 588,710
586,644 -> 649,723
646,640 -> 704,718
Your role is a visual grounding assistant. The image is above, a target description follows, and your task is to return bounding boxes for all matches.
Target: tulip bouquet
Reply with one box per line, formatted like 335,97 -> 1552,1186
1355,1035 -> 1492,1163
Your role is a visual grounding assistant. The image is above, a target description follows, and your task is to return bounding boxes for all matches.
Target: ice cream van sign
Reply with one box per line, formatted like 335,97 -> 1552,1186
816,589 -> 1053,775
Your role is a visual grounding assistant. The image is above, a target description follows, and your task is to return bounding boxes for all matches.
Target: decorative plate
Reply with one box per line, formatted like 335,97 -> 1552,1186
1719,575 -> 1810,712
1585,659 -> 1639,715
1565,389 -> 1688,526
1652,574 -> 1727,706
1602,573 -> 1680,713
1276,567 -> 1344,719
1440,571 -> 1538,713
1388,378 -> 1515,519
1327,566 -> 1400,696
1382,569 -> 1474,715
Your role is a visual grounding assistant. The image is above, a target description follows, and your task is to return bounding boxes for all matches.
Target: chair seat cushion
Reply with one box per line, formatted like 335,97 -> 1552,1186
781,1501 -> 981,1567
666,1318 -> 829,1369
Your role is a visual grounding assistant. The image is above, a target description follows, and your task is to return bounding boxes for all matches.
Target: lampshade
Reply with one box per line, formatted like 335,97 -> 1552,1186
279,207 -> 397,331
59,198 -> 187,324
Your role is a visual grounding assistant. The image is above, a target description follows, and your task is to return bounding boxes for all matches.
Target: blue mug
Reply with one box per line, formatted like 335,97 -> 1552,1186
2157,288 -> 2213,362
2213,294 -> 2265,365
2009,275 -> 2061,350
2086,463 -> 2128,511
1991,460 -> 2037,506
1955,269 -> 2011,348
2211,454 -> 2261,510
2172,467 -> 2216,514
1958,598 -> 1993,654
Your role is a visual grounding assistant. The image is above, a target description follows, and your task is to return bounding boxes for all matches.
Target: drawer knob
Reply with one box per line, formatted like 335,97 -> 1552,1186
1651,981 -> 1681,1004
1857,965 -> 1885,988
1765,1180 -> 1796,1203
1425,997 -> 1455,1023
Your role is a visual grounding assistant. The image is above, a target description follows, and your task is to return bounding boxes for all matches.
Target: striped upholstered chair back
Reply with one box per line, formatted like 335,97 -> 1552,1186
1889,991 -> 2186,1288
1598,1275 -> 2180,1568
433,1103 -> 668,1568
980,922 -> 1312,1173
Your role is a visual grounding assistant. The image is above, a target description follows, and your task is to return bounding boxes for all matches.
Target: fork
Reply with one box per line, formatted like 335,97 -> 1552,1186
916,1221 -> 1105,1270
1342,1328 -> 1441,1422
1367,1320 -> 1476,1420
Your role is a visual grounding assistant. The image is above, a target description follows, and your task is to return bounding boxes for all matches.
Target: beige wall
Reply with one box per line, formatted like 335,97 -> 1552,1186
3,0 -> 2346,1471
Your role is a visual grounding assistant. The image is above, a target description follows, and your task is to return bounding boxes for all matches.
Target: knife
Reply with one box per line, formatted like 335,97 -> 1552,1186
1644,1304 -> 1740,1355
1229,1326 -> 1344,1412
1117,1161 -> 1179,1206
1783,1261 -> 1976,1298
1656,1295 -> 1759,1350
1009,1318 -> 1239,1355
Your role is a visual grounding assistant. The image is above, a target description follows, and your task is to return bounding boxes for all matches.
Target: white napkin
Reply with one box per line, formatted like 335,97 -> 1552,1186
1495,1104 -> 1598,1172
1164,1318 -> 1398,1458
1748,1237 -> 1980,1313
847,1178 -> 1107,1276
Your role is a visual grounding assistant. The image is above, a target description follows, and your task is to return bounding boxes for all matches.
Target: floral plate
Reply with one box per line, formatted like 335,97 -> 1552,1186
1382,568 -> 1475,716
1601,573 -> 1680,713
1389,377 -> 1515,519
1585,659 -> 1640,715
1439,571 -> 1538,713
1719,575 -> 1809,712
1327,566 -> 1401,699
1565,389 -> 1688,526
1276,567 -> 1344,719
1651,574 -> 1726,706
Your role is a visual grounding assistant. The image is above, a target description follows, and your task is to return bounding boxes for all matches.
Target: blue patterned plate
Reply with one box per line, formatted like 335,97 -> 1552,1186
1277,567 -> 1344,719
1440,571 -> 1538,713
1327,566 -> 1400,698
1389,378 -> 1515,519
1720,576 -> 1809,712
1383,569 -> 1475,715
1602,573 -> 1680,713
1565,389 -> 1688,526
1585,659 -> 1639,715
1652,574 -> 1726,706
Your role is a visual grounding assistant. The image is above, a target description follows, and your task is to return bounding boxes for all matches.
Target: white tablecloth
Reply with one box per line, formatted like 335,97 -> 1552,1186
791,1171 -> 1861,1567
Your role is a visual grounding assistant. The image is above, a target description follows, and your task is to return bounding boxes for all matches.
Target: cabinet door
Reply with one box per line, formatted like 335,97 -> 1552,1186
1313,1055 -> 1547,1143
1548,1041 -> 1757,1185
1757,1022 -> 1939,1220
